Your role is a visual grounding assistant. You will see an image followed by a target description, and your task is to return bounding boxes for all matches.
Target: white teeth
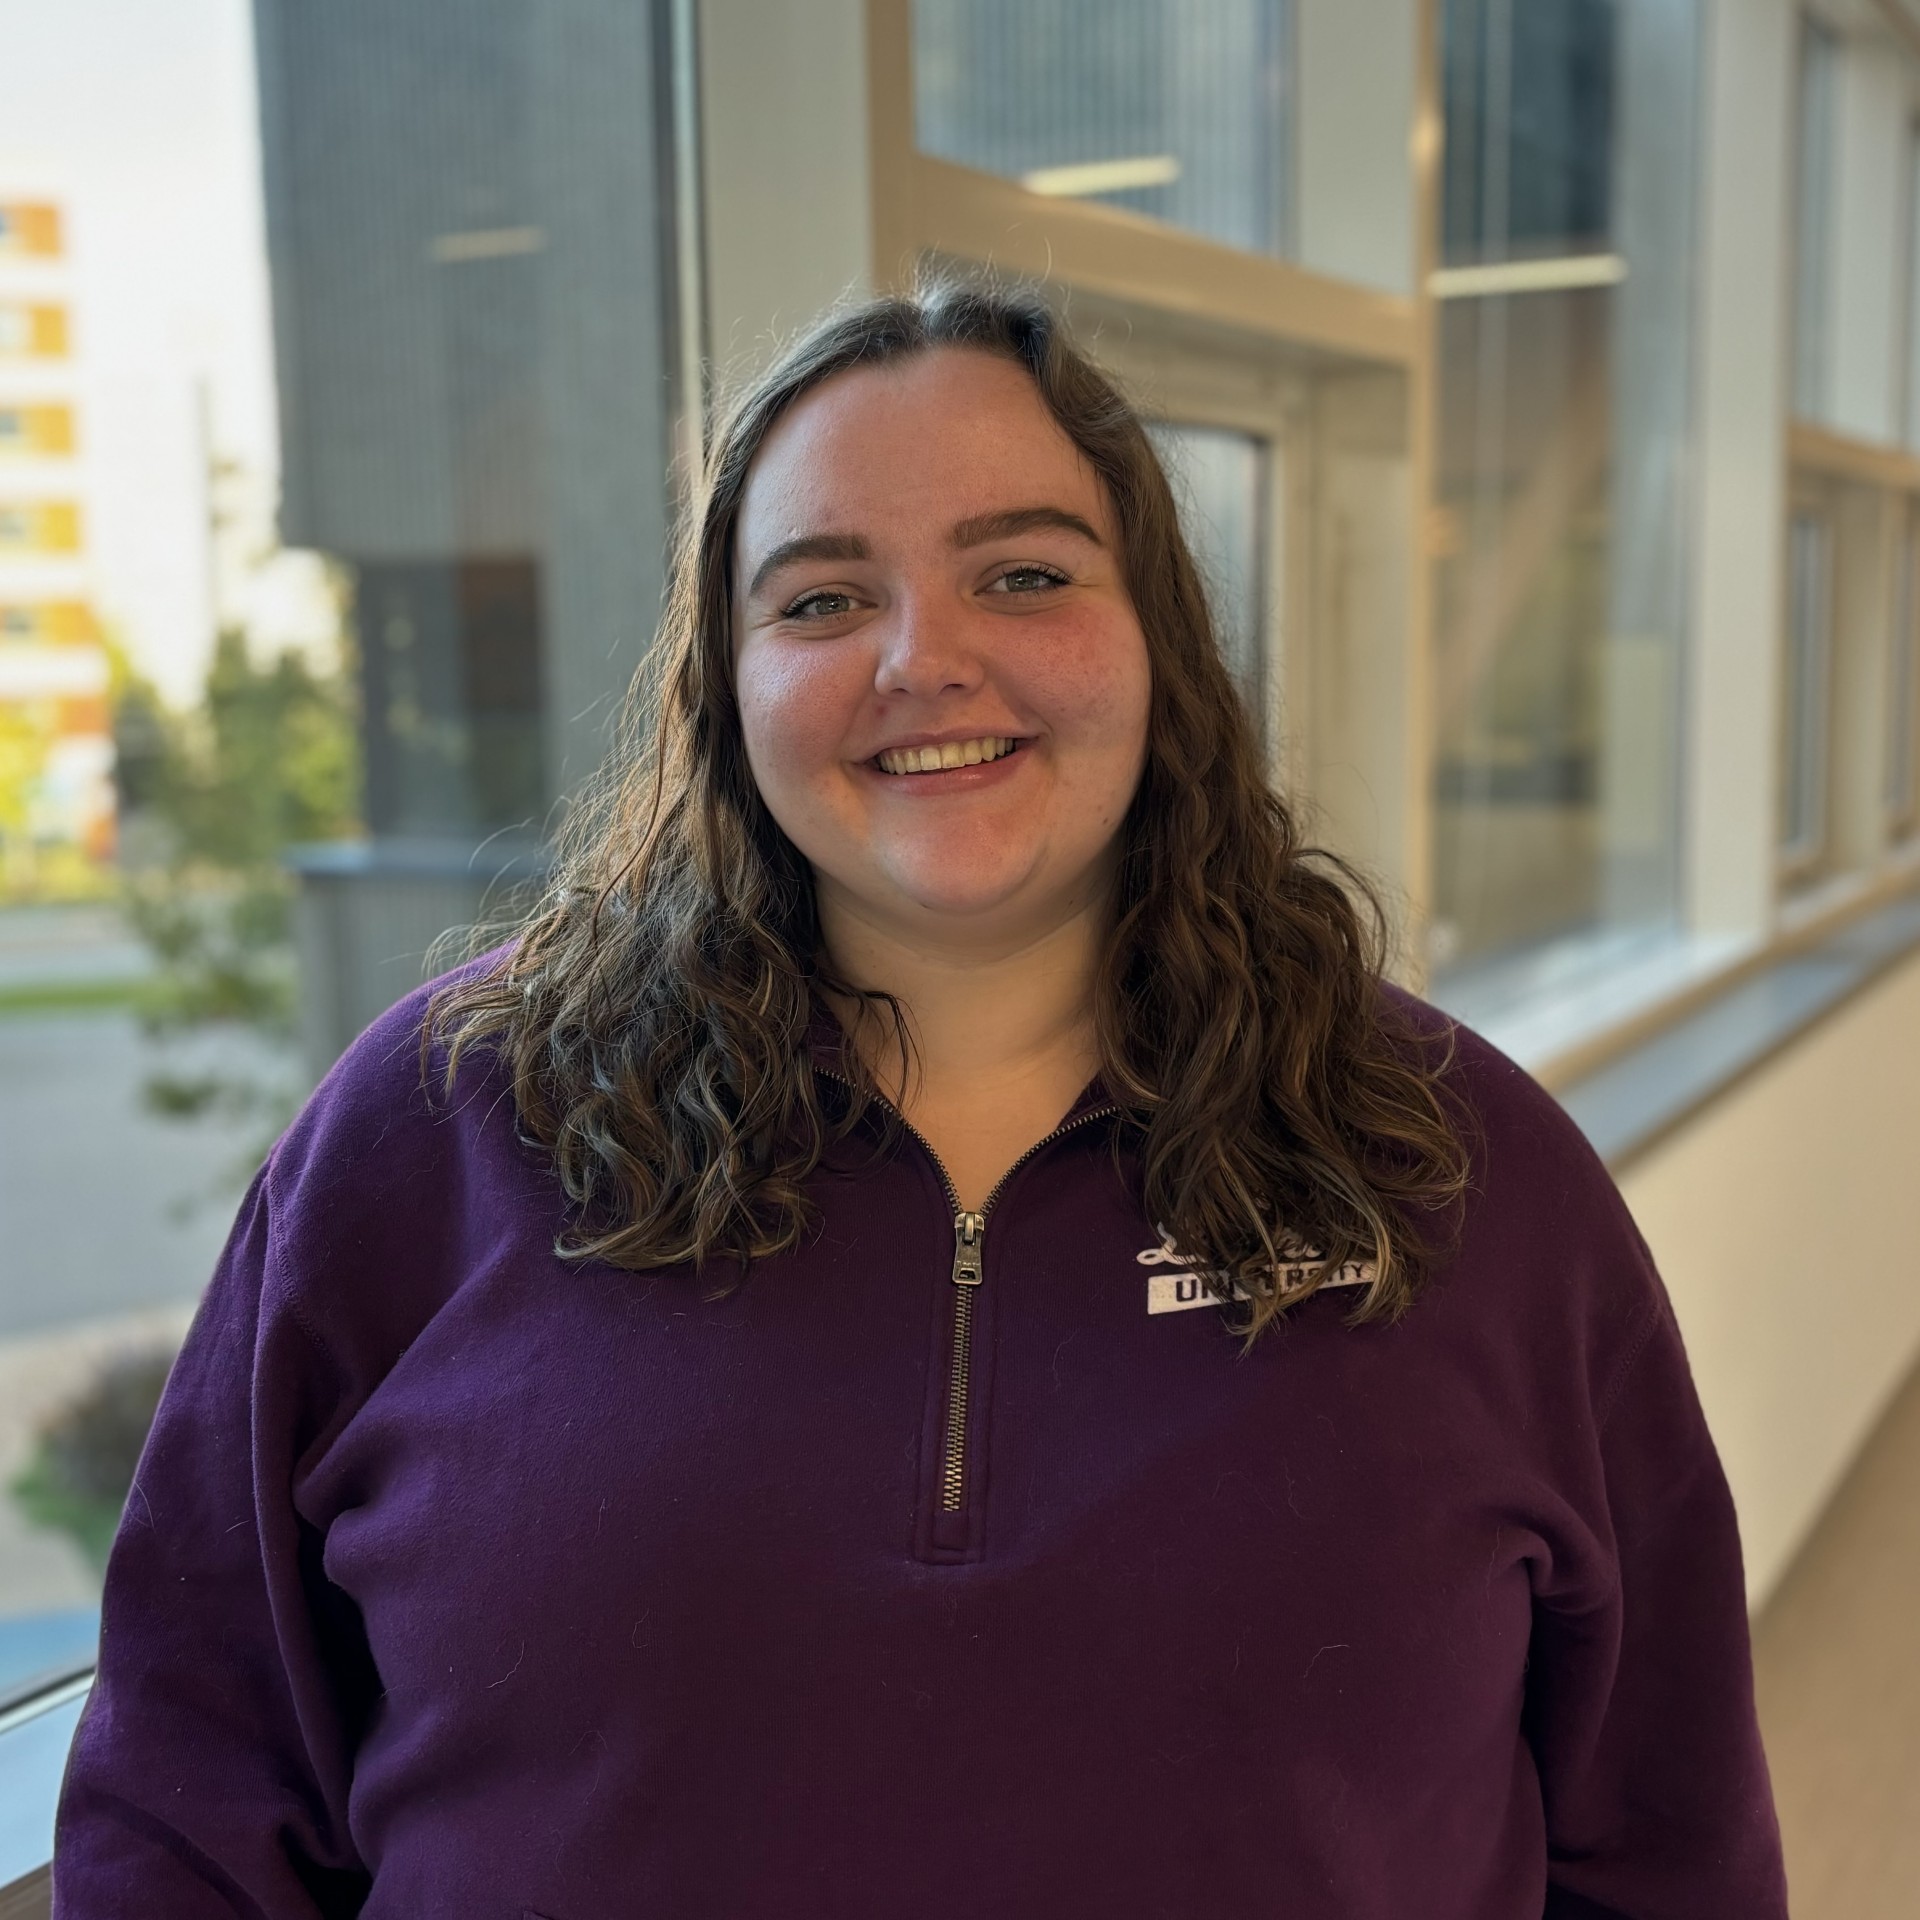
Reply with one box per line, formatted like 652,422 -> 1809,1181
875,737 -> 1018,776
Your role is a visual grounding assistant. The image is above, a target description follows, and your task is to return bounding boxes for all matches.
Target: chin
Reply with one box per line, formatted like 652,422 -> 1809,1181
876,855 -> 1044,923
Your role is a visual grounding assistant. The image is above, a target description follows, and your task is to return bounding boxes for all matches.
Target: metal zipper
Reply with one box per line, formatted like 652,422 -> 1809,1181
817,1067 -> 1118,1513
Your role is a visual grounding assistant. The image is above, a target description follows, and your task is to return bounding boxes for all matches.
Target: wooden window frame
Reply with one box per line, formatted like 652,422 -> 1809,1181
863,0 -> 1438,961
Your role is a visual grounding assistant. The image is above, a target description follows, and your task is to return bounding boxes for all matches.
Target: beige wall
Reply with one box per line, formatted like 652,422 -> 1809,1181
1618,944 -> 1920,1609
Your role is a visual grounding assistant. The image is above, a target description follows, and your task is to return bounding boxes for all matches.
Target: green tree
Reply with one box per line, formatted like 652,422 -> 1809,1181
117,621 -> 361,1148
10,626 -> 363,1568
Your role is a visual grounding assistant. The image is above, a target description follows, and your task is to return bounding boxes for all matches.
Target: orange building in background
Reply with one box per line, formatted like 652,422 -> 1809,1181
0,196 -> 114,893
0,201 -> 62,257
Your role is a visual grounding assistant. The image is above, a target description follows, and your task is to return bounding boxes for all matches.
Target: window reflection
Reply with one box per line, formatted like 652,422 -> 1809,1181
0,0 -> 679,1699
1887,511 -> 1918,838
913,0 -> 1296,258
1429,0 -> 1699,986
1147,422 -> 1272,726
1781,510 -> 1833,869
1791,16 -> 1840,424
358,560 -> 545,837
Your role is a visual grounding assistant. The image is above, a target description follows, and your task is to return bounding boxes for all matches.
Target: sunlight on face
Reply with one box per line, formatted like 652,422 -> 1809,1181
731,347 -> 1153,955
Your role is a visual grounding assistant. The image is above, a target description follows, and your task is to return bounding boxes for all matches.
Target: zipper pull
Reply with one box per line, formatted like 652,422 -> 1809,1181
951,1211 -> 985,1286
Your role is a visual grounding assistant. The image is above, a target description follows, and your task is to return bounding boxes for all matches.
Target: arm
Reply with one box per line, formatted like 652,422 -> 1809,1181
52,1161 -> 375,1918
1526,1278 -> 1788,1920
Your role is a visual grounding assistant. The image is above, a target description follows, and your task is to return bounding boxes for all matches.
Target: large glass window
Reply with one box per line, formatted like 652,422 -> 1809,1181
1147,422 -> 1273,724
1904,118 -> 1920,450
912,0 -> 1296,257
1428,0 -> 1700,997
0,0 -> 677,1706
256,0 -> 679,850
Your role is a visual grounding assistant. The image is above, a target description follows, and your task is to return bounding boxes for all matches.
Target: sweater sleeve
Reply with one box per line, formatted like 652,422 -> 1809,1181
1526,1265 -> 1789,1919
51,1157 -> 376,1918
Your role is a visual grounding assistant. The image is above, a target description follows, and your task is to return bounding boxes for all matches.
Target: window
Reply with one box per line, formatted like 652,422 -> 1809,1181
1890,503 -> 1920,840
1427,0 -> 1701,992
1781,507 -> 1835,872
0,0 -> 681,1717
1773,17 -> 1920,899
912,0 -> 1296,257
1791,14 -> 1840,423
254,0 -> 683,1049
882,0 -> 1417,896
1146,422 -> 1274,727
1904,119 -> 1920,449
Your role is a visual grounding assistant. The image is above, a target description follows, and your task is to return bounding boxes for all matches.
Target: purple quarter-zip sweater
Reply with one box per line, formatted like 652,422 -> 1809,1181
51,971 -> 1787,1919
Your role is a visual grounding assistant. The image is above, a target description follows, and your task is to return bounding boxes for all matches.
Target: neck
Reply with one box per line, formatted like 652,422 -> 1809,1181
816,883 -> 1109,1112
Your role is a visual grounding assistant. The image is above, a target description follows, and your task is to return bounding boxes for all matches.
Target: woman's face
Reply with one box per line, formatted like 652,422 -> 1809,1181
732,347 -> 1153,954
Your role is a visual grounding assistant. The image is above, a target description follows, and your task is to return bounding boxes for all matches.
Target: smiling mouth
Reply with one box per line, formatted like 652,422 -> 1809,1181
871,736 -> 1023,776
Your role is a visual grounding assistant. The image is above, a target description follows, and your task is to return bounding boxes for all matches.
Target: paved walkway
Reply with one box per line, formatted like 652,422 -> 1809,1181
0,1007 -> 281,1338
0,903 -> 290,1664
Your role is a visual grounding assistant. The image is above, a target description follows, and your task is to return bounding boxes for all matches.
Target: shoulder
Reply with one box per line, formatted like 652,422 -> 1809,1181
1373,978 -> 1668,1369
259,942 -> 545,1359
1376,977 -> 1620,1215
268,944 -> 516,1204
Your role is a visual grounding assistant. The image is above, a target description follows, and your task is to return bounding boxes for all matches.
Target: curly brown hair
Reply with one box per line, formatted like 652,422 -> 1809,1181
427,274 -> 1473,1349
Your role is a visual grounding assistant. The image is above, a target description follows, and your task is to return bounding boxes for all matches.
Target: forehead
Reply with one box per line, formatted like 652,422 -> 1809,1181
735,349 -> 1110,565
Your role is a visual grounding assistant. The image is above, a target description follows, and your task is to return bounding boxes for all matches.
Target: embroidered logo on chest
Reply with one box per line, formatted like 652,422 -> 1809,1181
1137,1230 -> 1375,1315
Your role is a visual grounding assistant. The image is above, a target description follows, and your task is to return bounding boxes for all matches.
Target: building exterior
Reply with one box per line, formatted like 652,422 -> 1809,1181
249,0 -> 683,1065
0,197 -> 114,897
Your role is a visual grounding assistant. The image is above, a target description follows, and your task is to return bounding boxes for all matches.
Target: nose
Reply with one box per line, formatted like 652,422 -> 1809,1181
871,588 -> 986,701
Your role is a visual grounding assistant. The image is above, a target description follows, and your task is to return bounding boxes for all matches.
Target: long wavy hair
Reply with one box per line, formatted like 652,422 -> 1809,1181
427,275 -> 1473,1349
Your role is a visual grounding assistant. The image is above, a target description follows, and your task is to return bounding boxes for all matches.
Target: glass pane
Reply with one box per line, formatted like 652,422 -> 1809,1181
1782,512 -> 1832,862
0,1 -> 675,1696
1441,0 -> 1615,263
912,0 -> 1295,257
1906,122 -> 1920,451
1429,0 -> 1699,983
1146,423 -> 1271,720
1792,18 -> 1839,423
1886,512 -> 1917,831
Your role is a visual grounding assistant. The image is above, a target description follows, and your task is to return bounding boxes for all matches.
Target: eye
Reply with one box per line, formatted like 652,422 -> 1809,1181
986,563 -> 1071,596
781,588 -> 859,622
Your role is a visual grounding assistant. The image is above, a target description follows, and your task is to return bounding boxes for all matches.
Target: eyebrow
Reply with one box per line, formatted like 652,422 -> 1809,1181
746,532 -> 870,601
949,505 -> 1105,552
743,504 -> 1104,601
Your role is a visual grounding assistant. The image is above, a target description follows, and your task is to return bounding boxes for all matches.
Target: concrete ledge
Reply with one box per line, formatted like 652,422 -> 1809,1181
1560,888 -> 1920,1168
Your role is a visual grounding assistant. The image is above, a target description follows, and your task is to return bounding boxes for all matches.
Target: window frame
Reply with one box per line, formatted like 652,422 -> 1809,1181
1778,420 -> 1920,900
710,0 -> 1920,1090
867,0 -> 1437,944
1768,5 -> 1920,935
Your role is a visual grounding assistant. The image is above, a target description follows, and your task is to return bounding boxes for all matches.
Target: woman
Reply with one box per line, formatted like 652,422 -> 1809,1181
54,280 -> 1787,1917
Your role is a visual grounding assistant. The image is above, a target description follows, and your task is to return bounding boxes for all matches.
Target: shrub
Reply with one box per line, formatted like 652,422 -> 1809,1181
11,1347 -> 179,1569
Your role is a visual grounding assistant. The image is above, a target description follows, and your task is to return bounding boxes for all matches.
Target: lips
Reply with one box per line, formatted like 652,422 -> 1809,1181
872,736 -> 1022,776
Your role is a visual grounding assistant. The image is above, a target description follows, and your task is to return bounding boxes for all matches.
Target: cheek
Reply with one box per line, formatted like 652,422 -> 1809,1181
734,641 -> 862,789
1016,614 -> 1152,759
